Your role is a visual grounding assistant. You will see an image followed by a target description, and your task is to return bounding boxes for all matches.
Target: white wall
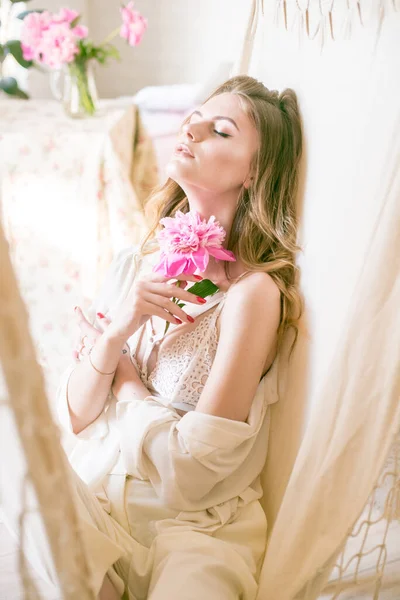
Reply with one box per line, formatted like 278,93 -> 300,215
27,0 -> 250,98
91,0 -> 250,97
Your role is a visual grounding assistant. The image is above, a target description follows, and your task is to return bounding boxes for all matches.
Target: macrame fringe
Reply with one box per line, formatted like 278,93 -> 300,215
298,426 -> 400,599
270,0 -> 399,50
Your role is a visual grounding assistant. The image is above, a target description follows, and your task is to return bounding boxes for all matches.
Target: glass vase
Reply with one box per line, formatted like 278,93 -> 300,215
51,60 -> 98,119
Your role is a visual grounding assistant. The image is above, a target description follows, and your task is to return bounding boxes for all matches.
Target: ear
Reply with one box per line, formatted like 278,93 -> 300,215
243,175 -> 254,190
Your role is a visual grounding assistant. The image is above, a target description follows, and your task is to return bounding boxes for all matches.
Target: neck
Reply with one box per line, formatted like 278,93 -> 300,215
182,184 -> 241,242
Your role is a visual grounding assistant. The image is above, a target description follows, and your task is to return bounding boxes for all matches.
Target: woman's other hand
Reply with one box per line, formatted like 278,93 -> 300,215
72,306 -> 140,398
72,307 -> 129,361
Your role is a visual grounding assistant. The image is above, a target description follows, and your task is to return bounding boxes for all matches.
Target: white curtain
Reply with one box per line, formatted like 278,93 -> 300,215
231,2 -> 400,598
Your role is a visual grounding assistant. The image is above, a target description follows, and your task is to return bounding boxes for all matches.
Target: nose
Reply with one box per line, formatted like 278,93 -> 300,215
182,121 -> 204,142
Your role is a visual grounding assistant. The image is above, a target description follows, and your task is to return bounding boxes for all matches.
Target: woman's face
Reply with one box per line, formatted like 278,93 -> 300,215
166,92 -> 259,194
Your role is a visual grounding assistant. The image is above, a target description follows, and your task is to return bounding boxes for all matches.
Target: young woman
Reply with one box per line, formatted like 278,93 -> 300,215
2,75 -> 303,600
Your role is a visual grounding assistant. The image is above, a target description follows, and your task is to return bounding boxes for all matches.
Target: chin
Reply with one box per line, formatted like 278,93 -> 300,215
165,162 -> 193,188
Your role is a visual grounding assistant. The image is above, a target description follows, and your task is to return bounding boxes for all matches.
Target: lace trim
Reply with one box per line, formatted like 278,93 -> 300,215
140,311 -> 220,409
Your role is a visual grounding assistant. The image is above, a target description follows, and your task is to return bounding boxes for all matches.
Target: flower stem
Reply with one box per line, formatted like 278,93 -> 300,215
101,26 -> 121,46
69,61 -> 96,116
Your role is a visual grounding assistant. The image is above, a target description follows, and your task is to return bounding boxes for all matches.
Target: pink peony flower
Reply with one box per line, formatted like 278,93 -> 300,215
39,22 -> 79,68
21,43 -> 35,61
72,25 -> 89,39
21,9 -> 85,68
120,1 -> 148,47
153,210 -> 236,277
21,11 -> 51,61
53,8 -> 80,24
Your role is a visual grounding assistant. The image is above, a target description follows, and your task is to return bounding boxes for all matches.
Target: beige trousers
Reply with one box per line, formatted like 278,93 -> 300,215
0,405 -> 265,600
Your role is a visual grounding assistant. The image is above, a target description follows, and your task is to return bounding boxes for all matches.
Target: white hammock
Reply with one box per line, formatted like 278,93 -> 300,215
232,1 -> 400,598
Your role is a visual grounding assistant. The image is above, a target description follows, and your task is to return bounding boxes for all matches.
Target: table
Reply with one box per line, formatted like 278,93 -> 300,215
0,99 -> 158,402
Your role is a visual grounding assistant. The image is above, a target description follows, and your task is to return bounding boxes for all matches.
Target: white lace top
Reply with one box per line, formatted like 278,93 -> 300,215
129,290 -> 229,414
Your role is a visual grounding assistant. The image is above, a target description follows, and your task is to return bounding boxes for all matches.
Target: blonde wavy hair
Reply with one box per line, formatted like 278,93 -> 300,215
139,74 -> 304,360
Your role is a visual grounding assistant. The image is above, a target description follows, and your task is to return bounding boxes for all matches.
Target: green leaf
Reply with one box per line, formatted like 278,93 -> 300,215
17,9 -> 44,19
14,87 -> 29,100
74,40 -> 121,66
0,45 -> 5,64
5,40 -> 33,69
70,16 -> 80,28
103,44 -> 120,61
0,77 -> 29,99
0,77 -> 18,93
91,44 -> 121,65
10,0 -> 34,4
164,281 -> 219,337
76,39 -> 94,61
186,279 -> 220,298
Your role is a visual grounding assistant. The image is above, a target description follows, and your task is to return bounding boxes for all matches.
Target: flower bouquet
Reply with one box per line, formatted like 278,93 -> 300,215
19,1 -> 147,117
152,210 -> 236,335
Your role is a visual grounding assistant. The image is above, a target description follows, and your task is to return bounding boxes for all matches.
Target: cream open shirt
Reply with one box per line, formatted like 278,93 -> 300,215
55,244 -> 280,549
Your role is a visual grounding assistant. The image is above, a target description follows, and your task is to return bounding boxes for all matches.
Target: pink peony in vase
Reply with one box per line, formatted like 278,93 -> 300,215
20,2 -> 148,117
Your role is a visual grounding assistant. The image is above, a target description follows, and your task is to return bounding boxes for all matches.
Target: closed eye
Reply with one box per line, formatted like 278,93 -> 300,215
214,130 -> 230,138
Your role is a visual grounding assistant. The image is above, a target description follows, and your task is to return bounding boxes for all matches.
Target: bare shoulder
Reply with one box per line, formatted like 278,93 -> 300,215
230,271 -> 280,300
220,271 -> 281,326
217,271 -> 281,367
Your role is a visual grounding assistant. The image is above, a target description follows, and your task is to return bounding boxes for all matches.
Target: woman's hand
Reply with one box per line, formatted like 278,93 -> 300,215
72,307 -> 102,361
104,272 -> 207,344
73,306 -> 136,387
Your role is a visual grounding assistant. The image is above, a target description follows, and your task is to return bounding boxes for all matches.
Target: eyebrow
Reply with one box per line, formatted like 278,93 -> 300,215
190,110 -> 240,132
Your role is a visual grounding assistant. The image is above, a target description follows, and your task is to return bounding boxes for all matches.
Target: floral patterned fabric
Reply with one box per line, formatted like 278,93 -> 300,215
0,99 -> 158,403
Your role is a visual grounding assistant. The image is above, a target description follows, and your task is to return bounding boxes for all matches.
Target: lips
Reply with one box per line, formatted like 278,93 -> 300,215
175,143 -> 194,158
